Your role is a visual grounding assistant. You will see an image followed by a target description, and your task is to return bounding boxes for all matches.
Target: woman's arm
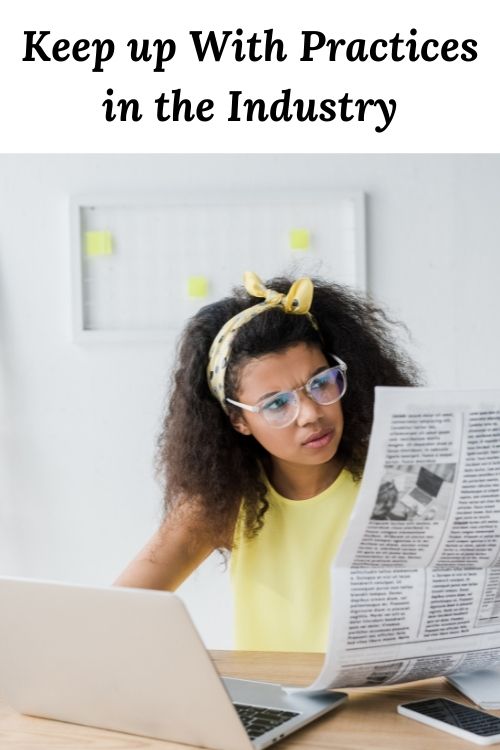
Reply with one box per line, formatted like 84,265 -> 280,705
114,508 -> 216,591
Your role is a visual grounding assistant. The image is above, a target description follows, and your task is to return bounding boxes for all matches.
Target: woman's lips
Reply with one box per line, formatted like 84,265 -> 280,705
302,429 -> 333,448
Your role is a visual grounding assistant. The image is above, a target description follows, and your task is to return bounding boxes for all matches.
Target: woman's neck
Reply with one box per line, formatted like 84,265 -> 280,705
268,457 -> 343,500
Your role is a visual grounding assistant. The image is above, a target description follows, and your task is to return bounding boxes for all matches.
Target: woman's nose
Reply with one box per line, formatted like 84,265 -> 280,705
295,390 -> 323,426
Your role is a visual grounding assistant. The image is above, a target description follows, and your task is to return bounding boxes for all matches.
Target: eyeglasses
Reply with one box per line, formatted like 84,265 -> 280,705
226,355 -> 347,429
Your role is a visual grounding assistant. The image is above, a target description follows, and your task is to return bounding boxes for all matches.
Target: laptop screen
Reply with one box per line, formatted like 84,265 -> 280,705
417,467 -> 444,497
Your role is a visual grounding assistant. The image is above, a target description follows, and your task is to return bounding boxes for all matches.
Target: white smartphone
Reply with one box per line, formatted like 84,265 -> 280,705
398,698 -> 500,745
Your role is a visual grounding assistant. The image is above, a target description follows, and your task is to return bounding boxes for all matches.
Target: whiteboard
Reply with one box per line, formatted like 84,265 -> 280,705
70,191 -> 366,342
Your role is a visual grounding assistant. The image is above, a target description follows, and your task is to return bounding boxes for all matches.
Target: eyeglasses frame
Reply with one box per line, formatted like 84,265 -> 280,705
226,354 -> 347,427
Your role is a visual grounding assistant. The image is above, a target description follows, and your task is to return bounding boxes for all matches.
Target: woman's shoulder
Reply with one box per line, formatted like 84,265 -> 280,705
165,495 -> 240,552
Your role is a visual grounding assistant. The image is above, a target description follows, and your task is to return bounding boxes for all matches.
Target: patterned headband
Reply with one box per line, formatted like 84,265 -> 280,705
207,271 -> 319,411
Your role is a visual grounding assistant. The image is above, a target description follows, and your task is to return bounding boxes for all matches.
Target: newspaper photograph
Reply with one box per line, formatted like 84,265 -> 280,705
306,387 -> 500,691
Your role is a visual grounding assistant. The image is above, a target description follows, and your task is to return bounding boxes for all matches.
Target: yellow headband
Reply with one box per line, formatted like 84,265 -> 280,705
207,271 -> 318,411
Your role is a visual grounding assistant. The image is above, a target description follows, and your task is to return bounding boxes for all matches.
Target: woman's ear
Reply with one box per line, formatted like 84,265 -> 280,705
229,411 -> 252,435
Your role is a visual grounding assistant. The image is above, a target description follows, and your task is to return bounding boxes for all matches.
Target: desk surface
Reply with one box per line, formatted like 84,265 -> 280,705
0,651 -> 494,749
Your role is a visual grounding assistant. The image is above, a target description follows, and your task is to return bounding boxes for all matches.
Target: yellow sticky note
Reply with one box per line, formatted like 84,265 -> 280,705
187,275 -> 209,298
289,228 -> 311,251
84,231 -> 113,257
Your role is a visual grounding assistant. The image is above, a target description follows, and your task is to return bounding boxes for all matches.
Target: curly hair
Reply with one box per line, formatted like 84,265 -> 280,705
156,275 -> 422,548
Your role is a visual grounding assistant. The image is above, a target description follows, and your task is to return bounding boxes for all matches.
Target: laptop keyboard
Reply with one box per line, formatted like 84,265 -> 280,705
410,486 -> 432,505
233,703 -> 299,740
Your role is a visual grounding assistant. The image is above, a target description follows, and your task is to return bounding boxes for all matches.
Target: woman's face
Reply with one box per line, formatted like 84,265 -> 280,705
230,342 -> 344,469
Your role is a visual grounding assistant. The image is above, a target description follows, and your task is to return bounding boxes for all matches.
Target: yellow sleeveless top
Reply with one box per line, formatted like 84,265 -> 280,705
230,468 -> 358,652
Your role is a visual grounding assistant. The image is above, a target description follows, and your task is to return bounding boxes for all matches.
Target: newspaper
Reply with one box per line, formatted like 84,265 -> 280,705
307,387 -> 500,691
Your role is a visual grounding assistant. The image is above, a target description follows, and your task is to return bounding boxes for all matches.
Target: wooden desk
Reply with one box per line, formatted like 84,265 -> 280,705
0,651 -> 494,749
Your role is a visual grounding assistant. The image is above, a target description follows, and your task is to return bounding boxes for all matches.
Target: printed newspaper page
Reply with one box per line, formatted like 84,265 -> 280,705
307,387 -> 500,691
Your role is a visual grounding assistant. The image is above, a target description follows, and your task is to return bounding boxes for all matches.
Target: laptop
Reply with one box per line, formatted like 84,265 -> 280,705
0,577 -> 346,749
400,466 -> 445,516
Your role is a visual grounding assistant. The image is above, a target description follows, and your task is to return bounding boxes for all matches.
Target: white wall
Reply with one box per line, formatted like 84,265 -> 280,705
0,155 -> 499,647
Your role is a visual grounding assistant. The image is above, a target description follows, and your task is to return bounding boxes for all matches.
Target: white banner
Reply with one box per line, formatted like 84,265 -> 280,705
2,0 -> 498,153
